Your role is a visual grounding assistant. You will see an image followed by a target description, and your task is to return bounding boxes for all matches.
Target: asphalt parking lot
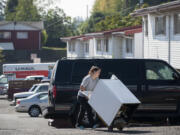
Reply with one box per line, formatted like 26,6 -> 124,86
0,95 -> 180,135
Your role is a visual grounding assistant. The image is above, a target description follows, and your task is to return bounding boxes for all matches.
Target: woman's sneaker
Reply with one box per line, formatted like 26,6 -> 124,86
92,124 -> 99,129
75,125 -> 84,130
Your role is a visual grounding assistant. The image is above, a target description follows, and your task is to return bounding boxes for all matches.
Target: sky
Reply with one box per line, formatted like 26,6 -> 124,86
54,0 -> 96,19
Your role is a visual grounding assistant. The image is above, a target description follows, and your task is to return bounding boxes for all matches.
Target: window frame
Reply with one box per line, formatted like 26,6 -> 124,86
68,42 -> 72,52
174,13 -> 180,35
0,32 -> 11,39
16,32 -> 28,39
155,16 -> 166,36
96,39 -> 102,52
104,38 -> 109,53
144,17 -> 148,36
84,41 -> 89,53
125,38 -> 133,54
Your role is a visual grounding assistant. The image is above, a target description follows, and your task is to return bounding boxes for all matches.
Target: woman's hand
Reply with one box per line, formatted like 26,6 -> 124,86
80,85 -> 86,91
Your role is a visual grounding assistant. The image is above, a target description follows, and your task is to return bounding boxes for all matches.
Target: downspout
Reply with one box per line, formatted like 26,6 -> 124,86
39,31 -> 41,50
142,17 -> 144,58
168,15 -> 171,64
112,35 -> 114,58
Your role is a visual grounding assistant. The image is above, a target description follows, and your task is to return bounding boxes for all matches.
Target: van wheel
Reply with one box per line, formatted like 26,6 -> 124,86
28,106 -> 41,117
117,126 -> 123,131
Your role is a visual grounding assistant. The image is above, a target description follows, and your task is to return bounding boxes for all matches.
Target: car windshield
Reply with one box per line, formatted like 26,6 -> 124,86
28,85 -> 38,92
34,85 -> 49,93
0,75 -> 8,84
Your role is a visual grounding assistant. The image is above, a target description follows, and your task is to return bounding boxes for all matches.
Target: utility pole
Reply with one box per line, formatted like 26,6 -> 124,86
86,5 -> 89,19
139,0 -> 144,8
139,0 -> 144,5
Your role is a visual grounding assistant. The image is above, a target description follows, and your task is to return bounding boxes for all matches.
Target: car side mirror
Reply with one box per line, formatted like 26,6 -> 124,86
173,73 -> 180,80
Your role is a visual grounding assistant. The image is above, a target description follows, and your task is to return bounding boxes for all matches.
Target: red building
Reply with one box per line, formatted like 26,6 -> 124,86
0,21 -> 44,50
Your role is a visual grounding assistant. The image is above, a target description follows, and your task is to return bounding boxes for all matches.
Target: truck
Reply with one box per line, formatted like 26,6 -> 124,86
2,63 -> 55,81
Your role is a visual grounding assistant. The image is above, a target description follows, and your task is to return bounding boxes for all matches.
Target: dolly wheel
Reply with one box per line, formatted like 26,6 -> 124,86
117,126 -> 123,131
108,126 -> 113,132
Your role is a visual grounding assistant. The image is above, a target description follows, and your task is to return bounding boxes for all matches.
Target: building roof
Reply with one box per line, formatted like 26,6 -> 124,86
61,25 -> 142,42
0,21 -> 44,30
85,25 -> 142,36
61,35 -> 85,42
132,0 -> 180,17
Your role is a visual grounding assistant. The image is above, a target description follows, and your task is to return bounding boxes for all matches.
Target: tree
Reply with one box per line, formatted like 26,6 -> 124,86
41,29 -> 48,45
5,0 -> 18,21
0,0 -> 6,20
80,0 -> 176,34
42,7 -> 73,47
79,12 -> 105,34
0,50 -> 5,63
15,0 -> 41,21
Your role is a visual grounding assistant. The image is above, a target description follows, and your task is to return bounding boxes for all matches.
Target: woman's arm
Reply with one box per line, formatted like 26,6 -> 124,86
80,85 -> 86,91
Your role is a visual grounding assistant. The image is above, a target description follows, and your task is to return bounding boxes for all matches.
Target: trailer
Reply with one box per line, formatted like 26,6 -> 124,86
2,63 -> 55,81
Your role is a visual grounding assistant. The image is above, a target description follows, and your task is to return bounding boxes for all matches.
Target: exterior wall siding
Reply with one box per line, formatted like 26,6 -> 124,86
0,30 -> 40,50
143,13 -> 180,69
134,33 -> 143,58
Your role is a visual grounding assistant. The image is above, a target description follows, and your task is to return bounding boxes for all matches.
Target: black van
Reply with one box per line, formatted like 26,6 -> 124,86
44,59 -> 180,124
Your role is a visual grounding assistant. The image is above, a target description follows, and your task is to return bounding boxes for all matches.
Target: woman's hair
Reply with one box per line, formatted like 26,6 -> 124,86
88,66 -> 101,75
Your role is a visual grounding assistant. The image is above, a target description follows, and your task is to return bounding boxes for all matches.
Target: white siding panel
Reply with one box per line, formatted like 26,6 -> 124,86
143,14 -> 169,63
134,33 -> 143,58
171,42 -> 180,69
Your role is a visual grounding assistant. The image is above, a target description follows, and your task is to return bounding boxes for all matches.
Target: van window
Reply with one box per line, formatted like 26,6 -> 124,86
55,61 -> 72,84
145,61 -> 175,80
72,61 -> 94,83
97,60 -> 140,83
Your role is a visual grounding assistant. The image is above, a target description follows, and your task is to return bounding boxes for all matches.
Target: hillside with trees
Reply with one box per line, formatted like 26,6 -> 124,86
79,0 -> 176,34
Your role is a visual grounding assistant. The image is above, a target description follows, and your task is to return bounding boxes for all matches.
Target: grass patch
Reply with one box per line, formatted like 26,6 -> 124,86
42,46 -> 67,51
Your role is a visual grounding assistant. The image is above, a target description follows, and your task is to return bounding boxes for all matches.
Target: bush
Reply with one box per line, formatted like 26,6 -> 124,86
41,29 -> 48,46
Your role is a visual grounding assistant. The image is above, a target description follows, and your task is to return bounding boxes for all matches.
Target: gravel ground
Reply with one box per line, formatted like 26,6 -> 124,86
0,95 -> 180,135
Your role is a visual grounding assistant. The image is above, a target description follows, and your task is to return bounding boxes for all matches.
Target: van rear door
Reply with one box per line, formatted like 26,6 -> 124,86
53,60 -> 75,112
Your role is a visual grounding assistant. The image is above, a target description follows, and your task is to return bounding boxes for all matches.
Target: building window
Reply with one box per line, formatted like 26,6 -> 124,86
17,32 -> 28,39
155,16 -> 166,35
69,42 -> 75,52
96,39 -> 101,52
104,38 -> 109,52
0,32 -> 11,39
68,42 -> 72,52
72,44 -> 75,52
126,39 -> 133,54
174,13 -> 180,34
85,42 -> 89,53
144,18 -> 148,36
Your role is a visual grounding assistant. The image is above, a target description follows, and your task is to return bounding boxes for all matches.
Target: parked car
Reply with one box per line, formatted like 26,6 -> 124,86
0,75 -> 8,95
41,79 -> 50,83
25,75 -> 45,81
15,92 -> 48,117
43,59 -> 180,125
13,83 -> 49,104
